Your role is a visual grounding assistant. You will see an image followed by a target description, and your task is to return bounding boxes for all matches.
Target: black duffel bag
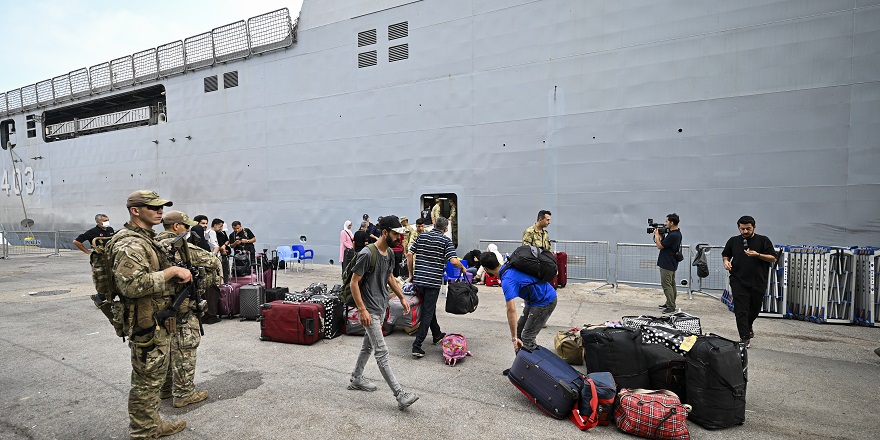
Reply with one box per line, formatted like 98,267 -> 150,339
233,253 -> 252,276
505,245 -> 557,283
445,279 -> 479,314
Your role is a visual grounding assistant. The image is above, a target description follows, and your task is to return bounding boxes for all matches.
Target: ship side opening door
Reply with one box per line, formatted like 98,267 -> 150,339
420,193 -> 458,248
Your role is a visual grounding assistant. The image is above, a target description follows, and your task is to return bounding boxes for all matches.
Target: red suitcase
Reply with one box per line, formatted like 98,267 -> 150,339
260,300 -> 325,345
230,274 -> 257,285
553,252 -> 568,288
218,283 -> 241,318
485,274 -> 501,287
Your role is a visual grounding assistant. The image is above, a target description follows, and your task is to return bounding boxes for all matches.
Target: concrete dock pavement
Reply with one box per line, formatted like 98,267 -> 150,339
0,253 -> 878,439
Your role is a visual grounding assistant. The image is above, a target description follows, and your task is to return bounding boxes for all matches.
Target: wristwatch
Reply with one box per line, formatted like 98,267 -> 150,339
511,337 -> 517,342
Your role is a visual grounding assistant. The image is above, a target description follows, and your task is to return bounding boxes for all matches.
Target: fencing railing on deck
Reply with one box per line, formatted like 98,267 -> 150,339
1,8 -> 297,117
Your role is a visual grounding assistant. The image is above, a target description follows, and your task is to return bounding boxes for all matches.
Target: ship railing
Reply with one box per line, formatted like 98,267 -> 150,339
1,8 -> 298,117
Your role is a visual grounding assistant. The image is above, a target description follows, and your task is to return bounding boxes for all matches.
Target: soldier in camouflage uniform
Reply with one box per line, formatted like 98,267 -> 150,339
109,190 -> 190,439
155,211 -> 221,408
522,210 -> 552,251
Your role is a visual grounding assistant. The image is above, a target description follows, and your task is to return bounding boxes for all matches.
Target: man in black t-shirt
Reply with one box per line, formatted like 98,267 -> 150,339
353,221 -> 369,253
229,221 -> 256,258
188,215 -> 212,252
653,213 -> 682,314
722,215 -> 776,347
73,214 -> 115,255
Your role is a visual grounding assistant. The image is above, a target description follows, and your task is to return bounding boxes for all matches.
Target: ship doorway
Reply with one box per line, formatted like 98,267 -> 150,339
419,193 -> 458,248
1,119 -> 16,150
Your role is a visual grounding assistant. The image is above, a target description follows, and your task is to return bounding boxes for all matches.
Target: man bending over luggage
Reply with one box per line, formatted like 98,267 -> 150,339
480,251 -> 557,373
348,215 -> 419,410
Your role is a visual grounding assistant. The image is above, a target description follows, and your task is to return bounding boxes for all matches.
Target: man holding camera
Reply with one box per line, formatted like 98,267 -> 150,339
653,213 -> 682,314
722,216 -> 776,348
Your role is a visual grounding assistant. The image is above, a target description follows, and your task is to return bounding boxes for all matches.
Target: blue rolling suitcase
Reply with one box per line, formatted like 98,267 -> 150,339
508,345 -> 584,420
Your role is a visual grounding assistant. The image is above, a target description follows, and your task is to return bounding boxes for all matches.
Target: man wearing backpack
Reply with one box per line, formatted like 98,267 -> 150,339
479,251 -> 557,369
110,190 -> 192,438
406,216 -> 467,358
347,215 -> 419,410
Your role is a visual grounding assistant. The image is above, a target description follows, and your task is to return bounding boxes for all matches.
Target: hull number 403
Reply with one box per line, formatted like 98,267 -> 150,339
2,167 -> 35,196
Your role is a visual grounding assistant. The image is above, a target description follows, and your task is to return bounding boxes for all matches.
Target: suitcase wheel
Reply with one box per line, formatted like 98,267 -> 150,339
260,336 -> 271,341
558,283 -> 566,288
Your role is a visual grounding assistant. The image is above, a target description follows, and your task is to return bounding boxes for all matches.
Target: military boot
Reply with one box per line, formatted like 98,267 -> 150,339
157,419 -> 186,437
172,390 -> 209,408
159,388 -> 172,400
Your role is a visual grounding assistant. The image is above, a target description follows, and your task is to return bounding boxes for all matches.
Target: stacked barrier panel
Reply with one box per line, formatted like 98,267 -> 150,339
52,75 -> 72,103
248,8 -> 295,54
185,32 -> 215,71
132,49 -> 159,83
854,248 -> 879,326
759,247 -> 786,318
69,69 -> 91,98
213,21 -> 250,63
157,41 -> 186,77
820,248 -> 854,324
36,80 -> 54,106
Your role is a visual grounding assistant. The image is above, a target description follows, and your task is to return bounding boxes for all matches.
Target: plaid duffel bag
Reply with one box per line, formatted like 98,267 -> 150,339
615,388 -> 692,440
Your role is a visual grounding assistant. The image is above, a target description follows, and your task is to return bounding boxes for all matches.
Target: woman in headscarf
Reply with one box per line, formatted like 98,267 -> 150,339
340,220 -> 354,273
475,243 -> 505,283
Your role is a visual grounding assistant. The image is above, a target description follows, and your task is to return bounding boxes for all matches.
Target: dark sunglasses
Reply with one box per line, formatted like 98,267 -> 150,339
140,205 -> 163,211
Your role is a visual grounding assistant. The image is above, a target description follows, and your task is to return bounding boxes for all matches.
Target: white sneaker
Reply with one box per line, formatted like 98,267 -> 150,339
396,390 -> 419,410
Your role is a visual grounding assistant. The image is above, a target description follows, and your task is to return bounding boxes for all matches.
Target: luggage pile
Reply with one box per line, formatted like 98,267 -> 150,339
511,311 -> 748,438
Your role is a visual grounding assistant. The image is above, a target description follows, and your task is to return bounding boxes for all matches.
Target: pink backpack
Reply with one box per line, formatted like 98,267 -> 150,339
441,333 -> 472,366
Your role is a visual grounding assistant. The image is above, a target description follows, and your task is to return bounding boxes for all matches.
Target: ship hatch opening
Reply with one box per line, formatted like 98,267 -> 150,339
42,84 -> 166,142
420,193 -> 459,248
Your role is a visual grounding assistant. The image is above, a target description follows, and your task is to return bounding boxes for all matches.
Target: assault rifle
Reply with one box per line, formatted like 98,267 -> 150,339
156,233 -> 207,336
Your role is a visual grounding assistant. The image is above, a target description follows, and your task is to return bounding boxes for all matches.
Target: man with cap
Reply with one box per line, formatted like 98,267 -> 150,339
347,215 -> 419,410
109,190 -> 190,438
156,211 -> 221,411
406,216 -> 467,358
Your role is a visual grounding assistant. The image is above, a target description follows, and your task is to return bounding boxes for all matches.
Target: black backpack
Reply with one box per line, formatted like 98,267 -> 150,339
504,245 -> 557,283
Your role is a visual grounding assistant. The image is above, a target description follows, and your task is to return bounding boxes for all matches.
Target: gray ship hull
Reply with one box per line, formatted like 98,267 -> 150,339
1,0 -> 878,262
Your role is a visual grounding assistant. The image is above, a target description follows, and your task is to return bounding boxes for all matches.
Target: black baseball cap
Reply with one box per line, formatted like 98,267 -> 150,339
378,215 -> 407,233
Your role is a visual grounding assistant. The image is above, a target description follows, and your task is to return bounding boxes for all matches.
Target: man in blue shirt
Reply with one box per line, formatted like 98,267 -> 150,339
653,213 -> 682,314
406,216 -> 467,358
479,251 -> 557,355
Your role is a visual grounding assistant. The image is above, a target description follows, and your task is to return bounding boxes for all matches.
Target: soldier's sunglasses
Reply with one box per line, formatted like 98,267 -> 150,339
140,205 -> 163,211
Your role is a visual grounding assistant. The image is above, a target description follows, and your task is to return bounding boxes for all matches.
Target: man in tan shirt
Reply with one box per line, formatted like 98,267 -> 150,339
522,210 -> 551,250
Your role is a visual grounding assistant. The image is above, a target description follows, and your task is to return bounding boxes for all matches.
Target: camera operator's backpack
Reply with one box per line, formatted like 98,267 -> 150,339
504,245 -> 558,283
340,244 -> 379,306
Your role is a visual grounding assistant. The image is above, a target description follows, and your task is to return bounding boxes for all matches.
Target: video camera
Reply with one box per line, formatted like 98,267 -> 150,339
646,218 -> 668,235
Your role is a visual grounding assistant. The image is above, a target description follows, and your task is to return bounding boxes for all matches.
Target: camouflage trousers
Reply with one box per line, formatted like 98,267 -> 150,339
128,326 -> 171,439
162,315 -> 201,399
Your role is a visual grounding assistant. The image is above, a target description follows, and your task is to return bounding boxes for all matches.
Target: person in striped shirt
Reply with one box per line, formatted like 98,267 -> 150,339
406,216 -> 467,358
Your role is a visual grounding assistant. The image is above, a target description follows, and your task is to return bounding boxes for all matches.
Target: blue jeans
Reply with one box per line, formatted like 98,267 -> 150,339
351,313 -> 402,395
413,285 -> 442,349
516,298 -> 558,351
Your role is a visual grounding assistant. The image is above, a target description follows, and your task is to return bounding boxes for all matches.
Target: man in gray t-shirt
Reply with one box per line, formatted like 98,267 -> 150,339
348,215 -> 419,410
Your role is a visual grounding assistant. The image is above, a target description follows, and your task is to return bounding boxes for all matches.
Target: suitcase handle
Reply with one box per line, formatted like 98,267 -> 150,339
303,318 -> 315,335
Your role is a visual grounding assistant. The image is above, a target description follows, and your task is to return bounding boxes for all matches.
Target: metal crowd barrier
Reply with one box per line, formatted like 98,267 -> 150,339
1,8 -> 297,117
552,240 -> 613,292
690,245 -> 727,298
614,243 -> 692,298
759,246 -> 786,318
0,229 -> 87,258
